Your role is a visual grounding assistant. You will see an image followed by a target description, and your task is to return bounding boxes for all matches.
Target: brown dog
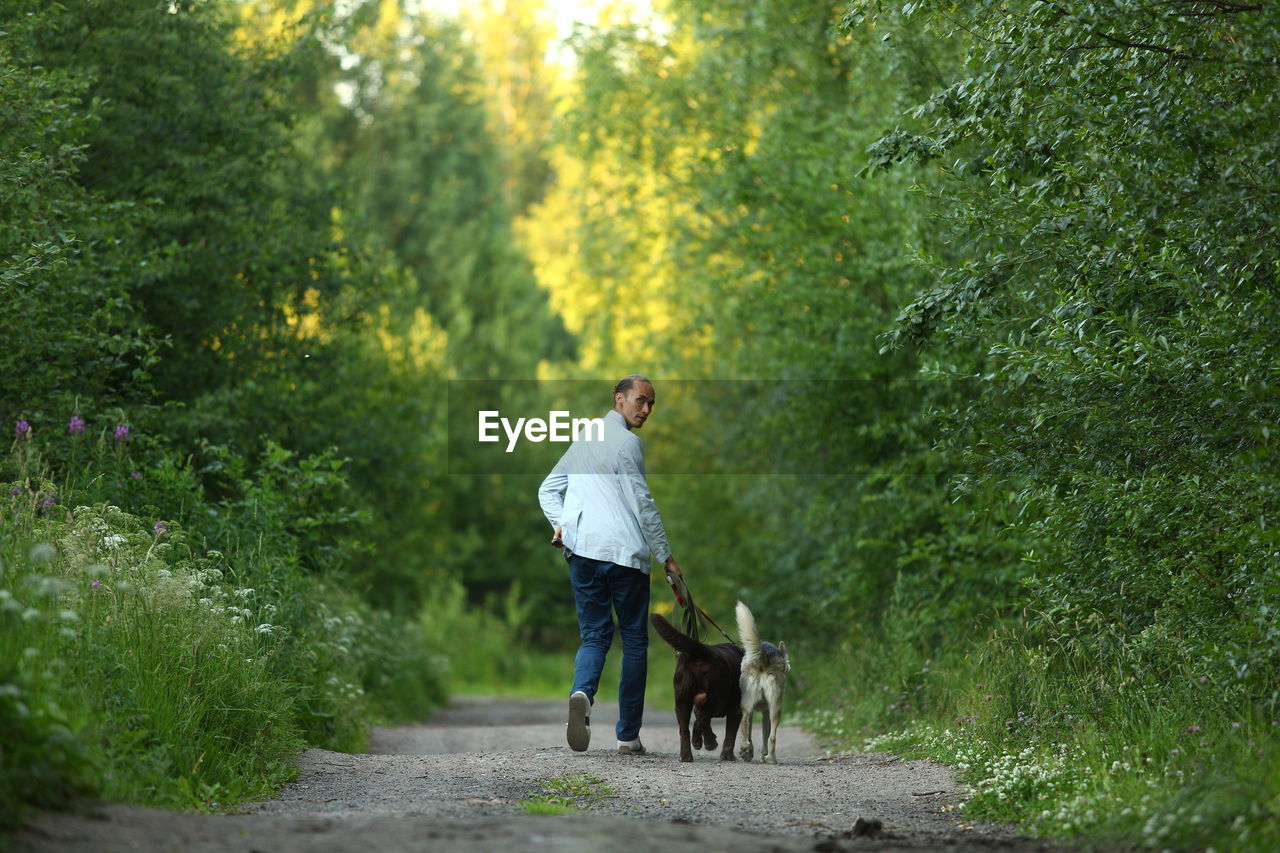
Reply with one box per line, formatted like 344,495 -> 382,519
650,613 -> 744,762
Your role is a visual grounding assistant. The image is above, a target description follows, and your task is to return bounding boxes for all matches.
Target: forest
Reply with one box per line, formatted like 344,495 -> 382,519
3,1 -> 1278,850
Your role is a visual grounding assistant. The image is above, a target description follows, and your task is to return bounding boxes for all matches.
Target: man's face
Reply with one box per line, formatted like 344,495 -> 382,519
615,381 -> 656,429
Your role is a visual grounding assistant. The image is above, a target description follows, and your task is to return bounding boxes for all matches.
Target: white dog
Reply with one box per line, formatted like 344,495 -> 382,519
735,600 -> 790,763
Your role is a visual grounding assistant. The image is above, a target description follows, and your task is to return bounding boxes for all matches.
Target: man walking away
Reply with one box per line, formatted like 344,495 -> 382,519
538,374 -> 683,755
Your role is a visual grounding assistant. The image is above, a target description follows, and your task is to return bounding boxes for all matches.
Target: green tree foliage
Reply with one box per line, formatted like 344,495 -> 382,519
5,0 -> 576,607
333,12 -> 569,380
860,1 -> 1280,706
28,0 -> 343,409
0,4 -> 154,418
289,2 -> 574,607
527,0 -> 1026,640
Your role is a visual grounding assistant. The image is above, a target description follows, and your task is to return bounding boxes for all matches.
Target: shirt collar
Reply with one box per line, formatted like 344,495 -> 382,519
605,409 -> 629,430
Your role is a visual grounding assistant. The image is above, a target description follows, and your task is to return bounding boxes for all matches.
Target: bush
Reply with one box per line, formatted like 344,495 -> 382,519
0,415 -> 446,823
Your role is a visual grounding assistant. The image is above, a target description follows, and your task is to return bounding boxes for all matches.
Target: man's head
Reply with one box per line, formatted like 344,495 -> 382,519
613,374 -> 655,430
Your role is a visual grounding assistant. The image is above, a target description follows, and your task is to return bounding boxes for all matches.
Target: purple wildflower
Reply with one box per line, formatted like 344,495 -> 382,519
130,471 -> 142,480
114,424 -> 130,441
69,415 -> 85,435
42,496 -> 56,509
15,420 -> 30,438
153,521 -> 167,537
91,581 -> 101,589
9,486 -> 21,496
1188,725 -> 1202,734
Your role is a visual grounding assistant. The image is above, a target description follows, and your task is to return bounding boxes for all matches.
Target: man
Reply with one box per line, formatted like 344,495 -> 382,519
538,374 -> 683,755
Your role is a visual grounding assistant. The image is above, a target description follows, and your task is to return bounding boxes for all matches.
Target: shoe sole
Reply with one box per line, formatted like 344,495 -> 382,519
617,746 -> 645,755
567,692 -> 590,752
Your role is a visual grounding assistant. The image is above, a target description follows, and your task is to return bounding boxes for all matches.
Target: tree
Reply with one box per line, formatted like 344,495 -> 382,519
0,3 -> 154,420
861,1 -> 1280,702
520,0 -> 1027,639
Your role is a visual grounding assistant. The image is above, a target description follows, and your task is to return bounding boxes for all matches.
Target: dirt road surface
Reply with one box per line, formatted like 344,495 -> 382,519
11,696 -> 1066,852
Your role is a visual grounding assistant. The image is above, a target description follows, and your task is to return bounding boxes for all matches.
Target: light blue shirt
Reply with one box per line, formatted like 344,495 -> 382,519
538,409 -> 672,572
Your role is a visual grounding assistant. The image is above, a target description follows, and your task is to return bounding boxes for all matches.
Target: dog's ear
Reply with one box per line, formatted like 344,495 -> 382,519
779,640 -> 788,660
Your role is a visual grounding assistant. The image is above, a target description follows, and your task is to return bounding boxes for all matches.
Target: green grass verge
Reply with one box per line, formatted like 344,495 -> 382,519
0,498 -> 446,826
419,577 -> 678,709
792,630 -> 1280,852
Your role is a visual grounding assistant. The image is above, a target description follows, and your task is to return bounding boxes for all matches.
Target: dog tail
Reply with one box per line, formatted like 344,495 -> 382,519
736,600 -> 762,666
651,613 -> 709,657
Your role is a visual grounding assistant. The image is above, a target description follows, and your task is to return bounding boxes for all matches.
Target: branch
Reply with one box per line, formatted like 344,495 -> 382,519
938,11 -> 1012,46
1087,28 -> 1212,62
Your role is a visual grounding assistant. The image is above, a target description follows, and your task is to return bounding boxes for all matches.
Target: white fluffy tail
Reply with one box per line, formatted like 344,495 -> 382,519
736,600 -> 762,666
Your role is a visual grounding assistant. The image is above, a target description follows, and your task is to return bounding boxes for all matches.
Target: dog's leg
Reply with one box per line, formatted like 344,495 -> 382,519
765,703 -> 781,764
738,681 -> 758,761
719,705 -> 741,761
697,709 -> 718,751
760,706 -> 772,762
738,706 -> 754,761
676,701 -> 694,762
691,705 -> 704,751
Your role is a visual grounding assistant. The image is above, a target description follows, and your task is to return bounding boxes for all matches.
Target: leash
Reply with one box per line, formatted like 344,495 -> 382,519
665,572 -> 740,649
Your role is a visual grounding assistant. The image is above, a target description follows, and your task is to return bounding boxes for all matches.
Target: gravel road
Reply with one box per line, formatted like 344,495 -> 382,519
12,696 -> 1067,852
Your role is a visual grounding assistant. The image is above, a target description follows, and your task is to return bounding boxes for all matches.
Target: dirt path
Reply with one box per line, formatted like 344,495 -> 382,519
12,696 -> 1064,852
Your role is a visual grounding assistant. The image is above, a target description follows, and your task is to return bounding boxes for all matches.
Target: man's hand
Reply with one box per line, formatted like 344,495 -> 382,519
664,555 -> 682,577
551,526 -> 564,548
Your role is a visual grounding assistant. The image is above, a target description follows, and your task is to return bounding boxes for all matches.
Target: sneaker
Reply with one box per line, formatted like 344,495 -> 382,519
616,738 -> 646,755
567,691 -> 591,752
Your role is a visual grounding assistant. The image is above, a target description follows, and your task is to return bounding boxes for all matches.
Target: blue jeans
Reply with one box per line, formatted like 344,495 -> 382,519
567,552 -> 650,741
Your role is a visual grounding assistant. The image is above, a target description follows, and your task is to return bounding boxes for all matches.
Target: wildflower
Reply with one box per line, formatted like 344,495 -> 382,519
114,424 -> 130,441
152,521 -> 167,537
42,496 -> 56,509
131,472 -> 142,480
1199,676 -> 1208,684
9,486 -> 21,496
91,582 -> 101,589
1232,722 -> 1241,729
68,415 -> 85,434
15,419 -> 30,438
1188,725 -> 1202,734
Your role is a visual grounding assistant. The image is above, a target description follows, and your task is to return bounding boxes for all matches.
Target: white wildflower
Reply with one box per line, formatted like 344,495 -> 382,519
28,543 -> 57,564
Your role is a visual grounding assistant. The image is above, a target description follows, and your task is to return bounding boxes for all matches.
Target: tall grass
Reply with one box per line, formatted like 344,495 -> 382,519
793,617 -> 1280,852
1,418 -> 446,826
420,577 -> 678,711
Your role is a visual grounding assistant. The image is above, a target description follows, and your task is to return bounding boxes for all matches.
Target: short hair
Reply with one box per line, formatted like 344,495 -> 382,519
613,374 -> 652,397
